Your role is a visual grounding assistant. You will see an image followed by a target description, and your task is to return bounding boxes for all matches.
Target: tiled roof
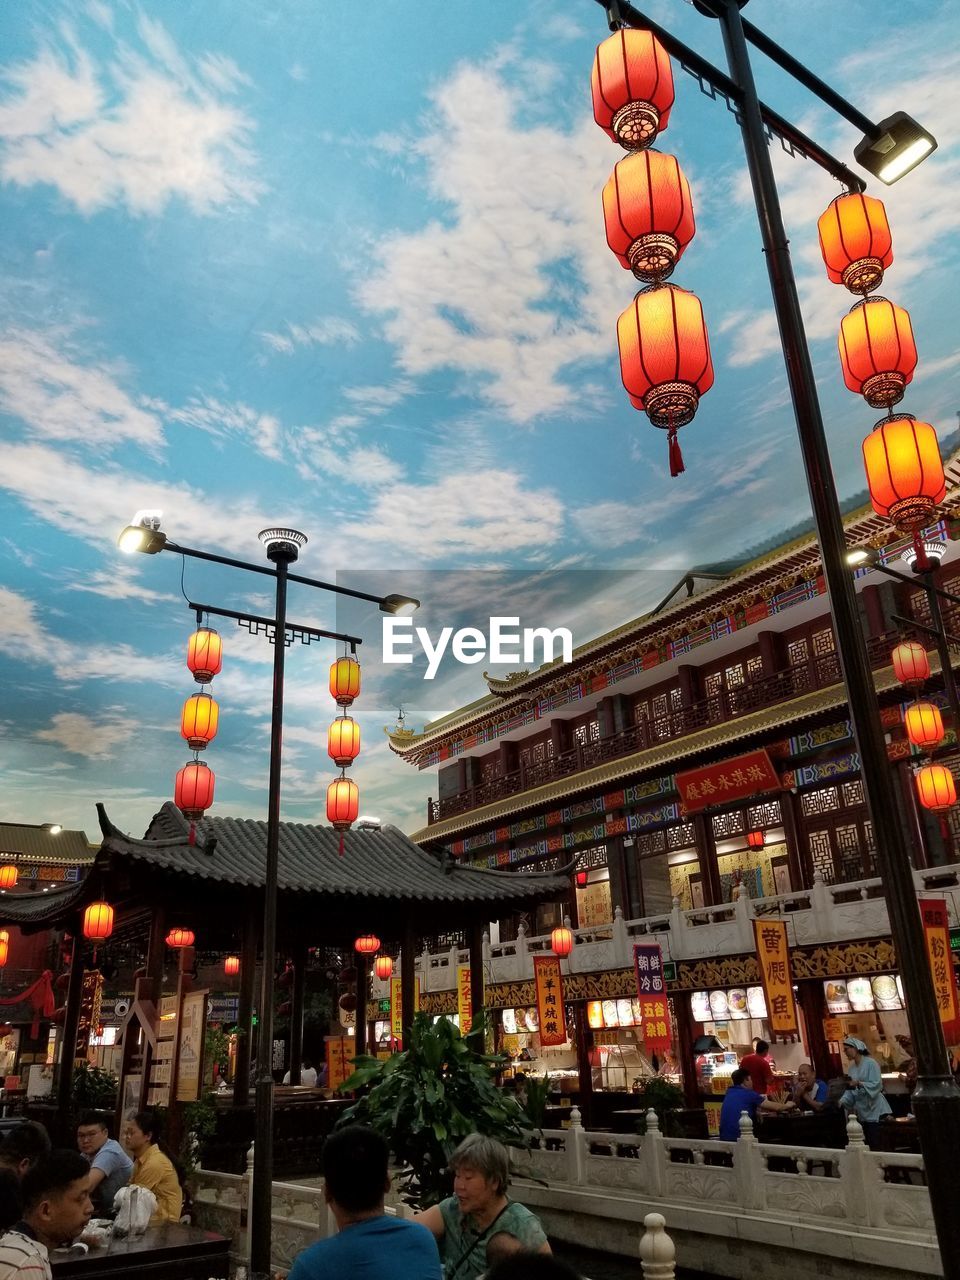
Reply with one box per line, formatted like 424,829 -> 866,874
0,881 -> 87,928
0,823 -> 95,865
97,802 -> 567,905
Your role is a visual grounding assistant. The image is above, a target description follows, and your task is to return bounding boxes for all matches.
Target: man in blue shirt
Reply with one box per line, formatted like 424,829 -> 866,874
288,1126 -> 441,1280
792,1062 -> 828,1112
76,1115 -> 132,1217
719,1068 -> 795,1141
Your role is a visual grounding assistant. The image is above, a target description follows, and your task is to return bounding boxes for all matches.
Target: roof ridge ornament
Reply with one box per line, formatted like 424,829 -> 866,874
95,801 -> 218,856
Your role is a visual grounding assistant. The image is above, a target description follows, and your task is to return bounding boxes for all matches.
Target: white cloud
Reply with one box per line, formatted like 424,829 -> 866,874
65,565 -> 174,604
0,17 -> 262,215
35,711 -> 136,759
260,317 -> 361,355
167,396 -> 283,460
572,501 -> 644,549
342,381 -> 414,415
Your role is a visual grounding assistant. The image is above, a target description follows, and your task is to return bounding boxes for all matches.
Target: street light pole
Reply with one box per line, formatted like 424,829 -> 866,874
604,1 -> 960,1269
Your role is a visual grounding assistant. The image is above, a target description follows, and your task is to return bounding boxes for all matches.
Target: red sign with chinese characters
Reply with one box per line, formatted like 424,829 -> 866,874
634,943 -> 672,1054
533,956 -> 566,1047
752,920 -> 798,1035
676,749 -> 781,813
920,899 -> 960,1044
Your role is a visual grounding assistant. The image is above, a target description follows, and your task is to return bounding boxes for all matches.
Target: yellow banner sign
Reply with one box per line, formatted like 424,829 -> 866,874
389,975 -> 420,1049
752,919 -> 798,1035
457,965 -> 473,1036
326,1036 -> 351,1092
533,955 -> 566,1046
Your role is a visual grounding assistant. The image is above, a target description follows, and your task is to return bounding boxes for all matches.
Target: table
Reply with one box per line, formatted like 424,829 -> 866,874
50,1224 -> 229,1279
755,1110 -> 847,1150
874,1116 -> 921,1154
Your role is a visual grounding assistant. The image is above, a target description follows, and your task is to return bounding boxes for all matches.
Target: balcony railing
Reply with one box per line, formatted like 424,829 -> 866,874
427,630 -> 900,824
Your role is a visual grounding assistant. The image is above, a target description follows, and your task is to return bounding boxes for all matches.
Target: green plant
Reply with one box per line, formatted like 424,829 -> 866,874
521,1076 -> 551,1132
338,1012 -> 534,1207
632,1076 -> 684,1135
71,1064 -> 118,1112
181,1094 -> 218,1176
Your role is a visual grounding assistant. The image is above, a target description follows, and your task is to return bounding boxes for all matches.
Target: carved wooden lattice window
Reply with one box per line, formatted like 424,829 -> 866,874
808,829 -> 835,883
910,590 -> 932,625
704,672 -> 723,698
747,655 -> 764,681
667,822 -> 696,850
580,843 -> 608,869
636,831 -> 667,857
746,799 -> 782,828
725,663 -> 745,688
574,721 -> 599,747
800,786 -> 839,817
481,757 -> 502,782
712,810 -> 745,839
841,780 -> 864,807
634,699 -> 650,726
812,628 -> 836,655
652,693 -> 669,718
670,687 -> 683,711
787,638 -> 809,667
835,823 -> 865,881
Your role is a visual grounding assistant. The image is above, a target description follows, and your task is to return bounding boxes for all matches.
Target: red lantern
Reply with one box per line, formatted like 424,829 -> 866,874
83,901 -> 114,942
181,692 -> 220,751
328,717 -> 360,767
745,830 -> 765,850
330,656 -> 361,707
166,928 -> 195,948
817,193 -> 893,294
0,865 -> 17,891
915,763 -> 956,813
862,415 -> 945,531
575,870 -> 589,888
891,640 -> 931,687
839,298 -> 917,409
602,150 -> 695,282
617,283 -> 714,475
187,627 -> 223,684
224,956 -> 240,977
551,926 -> 574,958
355,935 -> 380,955
175,760 -> 216,819
0,931 -> 8,969
592,28 -> 675,150
374,955 -> 394,980
327,777 -> 359,830
904,701 -> 945,750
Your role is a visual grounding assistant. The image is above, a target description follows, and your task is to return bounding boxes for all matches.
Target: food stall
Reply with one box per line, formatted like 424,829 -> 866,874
494,1006 -> 579,1093
585,997 -> 662,1091
689,985 -> 806,1099
822,973 -> 911,1097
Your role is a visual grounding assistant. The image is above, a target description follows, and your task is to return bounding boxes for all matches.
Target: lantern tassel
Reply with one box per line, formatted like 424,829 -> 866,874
339,832 -> 345,857
668,424 -> 685,477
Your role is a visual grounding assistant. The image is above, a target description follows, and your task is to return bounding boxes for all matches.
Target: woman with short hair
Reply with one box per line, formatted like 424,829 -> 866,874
416,1134 -> 550,1280
124,1111 -> 183,1225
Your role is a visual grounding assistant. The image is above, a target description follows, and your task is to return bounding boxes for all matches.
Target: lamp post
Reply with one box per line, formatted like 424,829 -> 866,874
118,517 -> 418,1279
593,1 -> 959,1270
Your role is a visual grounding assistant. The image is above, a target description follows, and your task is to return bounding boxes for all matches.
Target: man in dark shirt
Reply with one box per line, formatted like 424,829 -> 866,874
719,1068 -> 795,1141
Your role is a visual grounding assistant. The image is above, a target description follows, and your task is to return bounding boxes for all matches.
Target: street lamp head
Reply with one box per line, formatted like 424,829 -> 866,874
846,546 -> 878,567
379,594 -> 420,616
258,527 -> 307,565
854,112 -> 937,185
902,539 -> 947,572
117,512 -> 167,555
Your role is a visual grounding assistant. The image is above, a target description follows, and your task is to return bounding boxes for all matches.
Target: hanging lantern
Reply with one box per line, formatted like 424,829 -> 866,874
915,763 -> 956,813
180,692 -> 220,751
186,627 -> 223,684
328,776 -> 359,830
166,927 -> 195,949
82,901 -> 114,942
817,193 -> 893,294
174,760 -> 216,820
617,283 -> 714,475
891,640 -> 931,687
328,717 -> 361,768
355,934 -> 380,955
0,865 -> 17,891
838,298 -> 917,409
904,701 -> 945,750
330,656 -> 361,707
862,414 -> 945,531
602,150 -> 695,282
0,931 -> 8,969
374,955 -> 394,980
551,926 -> 574,958
592,28 -> 675,151
224,955 -> 240,977
575,870 -> 589,888
745,830 -> 765,850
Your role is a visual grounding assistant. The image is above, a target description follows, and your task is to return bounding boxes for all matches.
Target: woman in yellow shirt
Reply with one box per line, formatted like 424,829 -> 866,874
124,1110 -> 183,1225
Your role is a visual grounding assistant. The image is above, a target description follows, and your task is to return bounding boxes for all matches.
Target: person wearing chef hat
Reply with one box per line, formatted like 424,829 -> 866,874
839,1036 -> 891,1148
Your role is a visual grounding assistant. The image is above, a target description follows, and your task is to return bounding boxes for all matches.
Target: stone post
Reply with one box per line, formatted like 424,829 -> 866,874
566,1106 -> 587,1185
641,1108 -> 663,1197
838,1115 -> 877,1226
669,897 -> 686,961
639,1212 -> 676,1279
810,871 -> 833,937
734,1112 -> 765,1211
613,905 -> 630,968
734,888 -> 754,951
516,922 -> 530,981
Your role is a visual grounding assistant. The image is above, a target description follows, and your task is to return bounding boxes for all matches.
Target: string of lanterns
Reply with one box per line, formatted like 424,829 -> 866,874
174,625 -> 222,823
890,638 -> 957,833
593,24 -> 713,476
327,653 -> 361,854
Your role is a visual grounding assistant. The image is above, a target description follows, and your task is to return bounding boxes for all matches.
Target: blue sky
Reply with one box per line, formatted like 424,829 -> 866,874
0,0 -> 957,840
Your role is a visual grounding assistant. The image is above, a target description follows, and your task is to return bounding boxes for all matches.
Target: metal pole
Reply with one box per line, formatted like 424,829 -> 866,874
705,3 -> 960,1270
923,572 -> 960,729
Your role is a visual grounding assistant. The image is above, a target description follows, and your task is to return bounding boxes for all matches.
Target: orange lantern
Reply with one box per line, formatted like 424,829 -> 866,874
327,777 -> 359,829
166,928 -> 195,948
0,931 -> 8,969
174,760 -> 216,819
592,28 -> 675,150
904,701 -> 945,750
181,692 -> 220,751
817,193 -> 893,294
0,865 -> 17,891
862,415 -> 945,531
328,717 -> 361,767
839,298 -> 917,409
915,763 -> 956,813
224,955 -> 240,977
374,955 -> 394,980
551,926 -> 574,958
891,640 -> 931,687
330,656 -> 361,707
602,150 -> 695,282
746,830 -> 765,850
617,283 -> 714,475
187,627 -> 223,684
82,901 -> 114,942
355,934 -> 380,955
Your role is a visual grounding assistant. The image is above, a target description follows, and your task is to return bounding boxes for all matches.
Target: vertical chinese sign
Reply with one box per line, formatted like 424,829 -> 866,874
389,976 -> 421,1050
633,943 -> 671,1054
920,899 -> 960,1043
456,965 -> 473,1036
325,1035 -> 351,1092
74,970 -> 103,1066
752,920 -> 798,1035
533,956 -> 566,1046
176,989 -> 208,1102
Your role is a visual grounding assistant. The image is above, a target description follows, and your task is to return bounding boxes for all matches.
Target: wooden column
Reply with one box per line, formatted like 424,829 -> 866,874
56,923 -> 86,1123
779,789 -> 807,890
757,630 -> 782,676
468,921 -> 485,1034
573,1004 -> 593,1127
677,663 -> 699,709
693,813 -> 723,906
861,584 -> 886,638
898,759 -> 929,869
605,836 -> 628,916
796,980 -> 831,1081
674,993 -> 701,1108
289,939 -> 307,1083
143,906 -> 167,1004
400,919 -> 417,1049
233,902 -> 258,1105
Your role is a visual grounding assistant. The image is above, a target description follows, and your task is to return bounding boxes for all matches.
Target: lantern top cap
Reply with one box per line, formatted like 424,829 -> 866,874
258,527 -> 307,564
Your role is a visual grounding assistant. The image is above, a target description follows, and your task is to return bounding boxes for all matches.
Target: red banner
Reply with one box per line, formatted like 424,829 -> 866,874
634,943 -> 672,1054
676,749 -> 781,813
920,899 -> 960,1044
533,956 -> 566,1047
752,920 -> 798,1035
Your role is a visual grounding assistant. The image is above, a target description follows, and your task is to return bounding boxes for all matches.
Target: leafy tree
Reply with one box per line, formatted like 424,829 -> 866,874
338,1012 -> 533,1207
